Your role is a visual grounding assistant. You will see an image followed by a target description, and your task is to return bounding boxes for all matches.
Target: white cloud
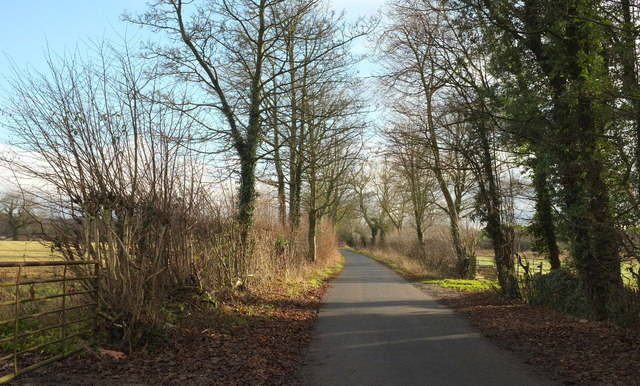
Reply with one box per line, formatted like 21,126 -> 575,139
0,144 -> 53,195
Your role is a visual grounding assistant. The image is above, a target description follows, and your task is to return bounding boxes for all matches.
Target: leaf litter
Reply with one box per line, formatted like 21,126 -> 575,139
13,272 -> 639,385
13,278 -> 336,385
425,285 -> 640,386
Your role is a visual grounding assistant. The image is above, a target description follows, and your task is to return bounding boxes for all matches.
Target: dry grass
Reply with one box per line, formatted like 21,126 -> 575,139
0,241 -> 59,261
356,227 -> 460,278
240,211 -> 341,293
359,245 -> 433,278
190,194 -> 343,310
0,203 -> 345,351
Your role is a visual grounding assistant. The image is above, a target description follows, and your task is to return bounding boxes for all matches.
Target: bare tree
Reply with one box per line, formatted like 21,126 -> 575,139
373,157 -> 409,233
260,0 -> 372,232
384,124 -> 438,245
126,0 -> 294,243
303,85 -> 365,261
352,160 -> 392,247
378,1 -> 476,277
0,192 -> 36,240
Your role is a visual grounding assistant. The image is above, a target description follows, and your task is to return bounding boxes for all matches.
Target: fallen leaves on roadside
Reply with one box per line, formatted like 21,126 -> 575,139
97,349 -> 126,360
14,278 -> 335,385
437,290 -> 640,386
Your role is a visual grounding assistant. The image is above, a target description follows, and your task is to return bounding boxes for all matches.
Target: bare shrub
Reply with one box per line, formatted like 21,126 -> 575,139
420,226 -> 457,275
1,43 -> 213,346
356,223 -> 480,278
192,208 -> 248,299
2,38 -> 348,348
360,229 -> 433,277
315,219 -> 341,263
191,191 -> 341,298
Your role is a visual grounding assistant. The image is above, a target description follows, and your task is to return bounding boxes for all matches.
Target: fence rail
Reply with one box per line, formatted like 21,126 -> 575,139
474,255 -> 547,280
0,259 -> 98,384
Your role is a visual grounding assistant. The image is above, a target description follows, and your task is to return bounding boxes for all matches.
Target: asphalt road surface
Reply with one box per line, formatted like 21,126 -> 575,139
301,249 -> 556,386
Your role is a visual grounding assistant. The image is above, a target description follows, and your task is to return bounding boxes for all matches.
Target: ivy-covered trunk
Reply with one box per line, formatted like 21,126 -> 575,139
501,0 -> 626,319
552,3 -> 622,319
619,0 -> 640,198
236,0 -> 266,246
237,145 -> 258,244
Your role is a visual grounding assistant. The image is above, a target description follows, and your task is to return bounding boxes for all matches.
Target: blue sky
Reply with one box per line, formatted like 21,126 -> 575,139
0,1 -> 149,74
0,0 -> 384,142
0,0 -> 383,79
0,1 -> 150,142
0,0 -> 385,194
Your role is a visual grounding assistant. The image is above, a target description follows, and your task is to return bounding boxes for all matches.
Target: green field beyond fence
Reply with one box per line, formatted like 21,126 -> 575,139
0,241 -> 96,384
474,251 -> 639,288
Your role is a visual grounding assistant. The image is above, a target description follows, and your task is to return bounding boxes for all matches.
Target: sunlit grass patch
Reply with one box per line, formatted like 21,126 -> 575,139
475,255 -> 494,266
422,278 -> 499,291
0,241 -> 59,261
349,247 -> 437,281
308,256 -> 345,288
478,249 -> 639,288
621,260 -> 639,288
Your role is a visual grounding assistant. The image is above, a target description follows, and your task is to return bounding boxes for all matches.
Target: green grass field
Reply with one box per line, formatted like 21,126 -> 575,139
0,241 -> 92,359
475,250 -> 639,288
621,261 -> 640,287
422,278 -> 498,291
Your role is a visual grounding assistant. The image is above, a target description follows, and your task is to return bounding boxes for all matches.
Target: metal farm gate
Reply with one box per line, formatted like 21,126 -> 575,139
0,260 -> 98,383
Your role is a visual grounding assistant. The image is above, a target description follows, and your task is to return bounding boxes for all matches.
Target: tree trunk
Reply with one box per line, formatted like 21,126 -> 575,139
270,85 -> 287,227
477,122 -> 520,298
531,156 -> 561,269
277,180 -> 286,227
554,5 -> 622,318
307,210 -> 317,262
450,220 -> 469,277
415,219 -> 424,245
287,87 -> 301,228
237,144 -> 258,244
289,155 -> 302,228
423,78 -> 469,277
236,0 -> 266,244
307,109 -> 318,262
430,143 -> 468,275
370,227 -> 378,247
620,0 -> 640,198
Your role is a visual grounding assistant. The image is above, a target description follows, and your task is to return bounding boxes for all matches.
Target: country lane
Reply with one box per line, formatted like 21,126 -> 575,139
300,249 -> 557,386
